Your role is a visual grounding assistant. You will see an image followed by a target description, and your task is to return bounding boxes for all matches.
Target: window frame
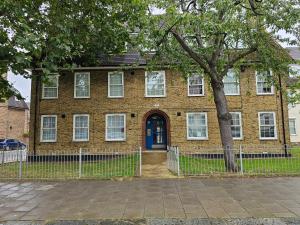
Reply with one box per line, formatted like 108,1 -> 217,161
230,112 -> 243,140
187,74 -> 205,97
73,114 -> 90,142
186,112 -> 208,140
258,112 -> 277,140
223,70 -> 240,96
74,72 -> 90,99
108,71 -> 124,98
256,71 -> 274,95
145,71 -> 166,97
42,74 -> 59,99
105,113 -> 126,141
40,115 -> 57,143
289,118 -> 297,136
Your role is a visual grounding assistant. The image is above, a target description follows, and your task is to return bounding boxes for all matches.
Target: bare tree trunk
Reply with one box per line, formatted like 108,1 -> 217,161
211,79 -> 238,172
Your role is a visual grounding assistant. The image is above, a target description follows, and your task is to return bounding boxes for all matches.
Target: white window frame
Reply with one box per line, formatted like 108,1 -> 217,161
289,118 -> 297,136
40,115 -> 57,142
42,74 -> 59,99
108,71 -> 124,98
145,71 -> 166,97
73,114 -> 89,142
187,74 -> 204,96
223,70 -> 240,96
230,112 -> 243,140
105,114 -> 126,141
74,72 -> 90,98
258,112 -> 277,140
186,112 -> 208,140
256,71 -> 274,95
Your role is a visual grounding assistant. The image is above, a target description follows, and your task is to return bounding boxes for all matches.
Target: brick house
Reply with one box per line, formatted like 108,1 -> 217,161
0,96 -> 30,144
29,53 -> 290,153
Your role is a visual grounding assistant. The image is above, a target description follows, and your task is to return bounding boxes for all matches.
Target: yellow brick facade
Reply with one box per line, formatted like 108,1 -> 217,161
29,68 -> 290,153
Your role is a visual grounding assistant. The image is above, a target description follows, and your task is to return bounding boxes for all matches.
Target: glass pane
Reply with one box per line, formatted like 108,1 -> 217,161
43,117 -> 56,129
75,116 -> 88,128
44,76 -> 58,88
260,113 -> 274,126
42,129 -> 56,141
44,87 -> 57,98
110,85 -> 123,97
75,128 -> 88,140
110,73 -> 122,85
260,126 -> 275,138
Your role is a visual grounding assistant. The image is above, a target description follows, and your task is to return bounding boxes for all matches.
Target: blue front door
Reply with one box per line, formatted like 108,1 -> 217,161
146,115 -> 167,150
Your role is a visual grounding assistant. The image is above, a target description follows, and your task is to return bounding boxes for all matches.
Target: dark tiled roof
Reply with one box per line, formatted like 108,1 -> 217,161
286,47 -> 300,60
8,96 -> 29,110
98,52 -> 148,66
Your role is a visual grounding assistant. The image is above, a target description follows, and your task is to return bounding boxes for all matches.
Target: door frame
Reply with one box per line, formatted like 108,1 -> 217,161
142,109 -> 171,151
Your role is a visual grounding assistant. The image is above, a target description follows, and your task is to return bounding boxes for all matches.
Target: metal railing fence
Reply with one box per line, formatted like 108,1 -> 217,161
169,145 -> 300,176
0,147 -> 142,180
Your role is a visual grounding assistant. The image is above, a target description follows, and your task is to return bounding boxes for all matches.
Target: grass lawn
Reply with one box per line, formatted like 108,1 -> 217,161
179,147 -> 300,176
0,154 -> 139,179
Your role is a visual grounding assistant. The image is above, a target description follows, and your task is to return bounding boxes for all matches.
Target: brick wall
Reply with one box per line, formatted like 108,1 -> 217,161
29,68 -> 290,153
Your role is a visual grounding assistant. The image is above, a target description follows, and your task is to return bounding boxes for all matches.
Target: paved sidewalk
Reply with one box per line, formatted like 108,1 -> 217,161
1,177 -> 300,222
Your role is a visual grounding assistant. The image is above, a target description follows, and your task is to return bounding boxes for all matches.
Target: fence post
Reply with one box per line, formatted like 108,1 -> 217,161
176,146 -> 180,176
19,148 -> 22,179
139,146 -> 142,176
79,148 -> 82,178
239,145 -> 243,175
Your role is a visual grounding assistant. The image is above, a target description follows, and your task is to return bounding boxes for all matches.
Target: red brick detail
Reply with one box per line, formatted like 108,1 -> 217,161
141,109 -> 171,151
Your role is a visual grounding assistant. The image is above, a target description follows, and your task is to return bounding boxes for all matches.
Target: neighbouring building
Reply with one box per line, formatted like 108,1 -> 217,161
29,53 -> 291,154
287,47 -> 300,145
0,93 -> 30,144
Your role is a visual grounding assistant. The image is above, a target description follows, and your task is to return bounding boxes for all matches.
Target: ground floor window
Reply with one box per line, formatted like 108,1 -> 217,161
289,118 -> 297,135
230,112 -> 242,139
106,114 -> 126,141
258,112 -> 277,139
186,112 -> 208,140
40,115 -> 57,142
73,114 -> 89,141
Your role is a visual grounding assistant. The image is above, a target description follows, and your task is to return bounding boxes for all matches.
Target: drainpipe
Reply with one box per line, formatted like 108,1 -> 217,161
33,73 -> 40,156
278,74 -> 288,157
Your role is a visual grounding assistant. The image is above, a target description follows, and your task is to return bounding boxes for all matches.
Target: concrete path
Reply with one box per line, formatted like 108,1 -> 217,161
1,177 -> 300,223
142,152 -> 177,178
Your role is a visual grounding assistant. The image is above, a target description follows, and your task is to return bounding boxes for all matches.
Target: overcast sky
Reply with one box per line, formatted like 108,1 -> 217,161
7,29 -> 298,102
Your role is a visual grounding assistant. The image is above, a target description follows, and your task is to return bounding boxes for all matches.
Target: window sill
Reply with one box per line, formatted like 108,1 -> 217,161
187,138 -> 208,141
256,93 -> 274,96
188,94 -> 205,97
40,140 -> 56,143
105,139 -> 126,142
145,95 -> 166,98
259,137 -> 278,140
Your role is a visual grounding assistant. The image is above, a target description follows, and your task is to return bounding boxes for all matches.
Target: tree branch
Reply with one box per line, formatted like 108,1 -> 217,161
171,29 -> 211,76
228,46 -> 257,66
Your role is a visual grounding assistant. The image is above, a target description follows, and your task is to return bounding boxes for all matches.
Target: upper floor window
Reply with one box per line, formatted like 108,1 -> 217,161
223,69 -> 240,95
42,75 -> 59,99
289,118 -> 297,135
289,65 -> 300,78
186,112 -> 208,140
106,114 -> 126,141
256,71 -> 274,95
40,115 -> 57,142
108,71 -> 124,98
145,71 -> 166,97
258,112 -> 277,140
188,74 -> 204,96
73,114 -> 89,141
74,72 -> 90,98
230,112 -> 242,139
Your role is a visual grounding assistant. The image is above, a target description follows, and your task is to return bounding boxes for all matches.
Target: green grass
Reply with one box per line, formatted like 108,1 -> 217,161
0,155 -> 139,179
179,148 -> 300,176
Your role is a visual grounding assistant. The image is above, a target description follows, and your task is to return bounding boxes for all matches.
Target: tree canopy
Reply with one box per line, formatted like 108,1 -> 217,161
0,0 -> 147,100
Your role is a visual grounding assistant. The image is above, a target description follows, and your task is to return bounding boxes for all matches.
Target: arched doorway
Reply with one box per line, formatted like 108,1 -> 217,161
142,110 -> 170,150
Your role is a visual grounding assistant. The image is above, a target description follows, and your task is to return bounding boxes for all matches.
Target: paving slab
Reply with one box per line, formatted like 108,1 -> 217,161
0,178 -> 300,222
